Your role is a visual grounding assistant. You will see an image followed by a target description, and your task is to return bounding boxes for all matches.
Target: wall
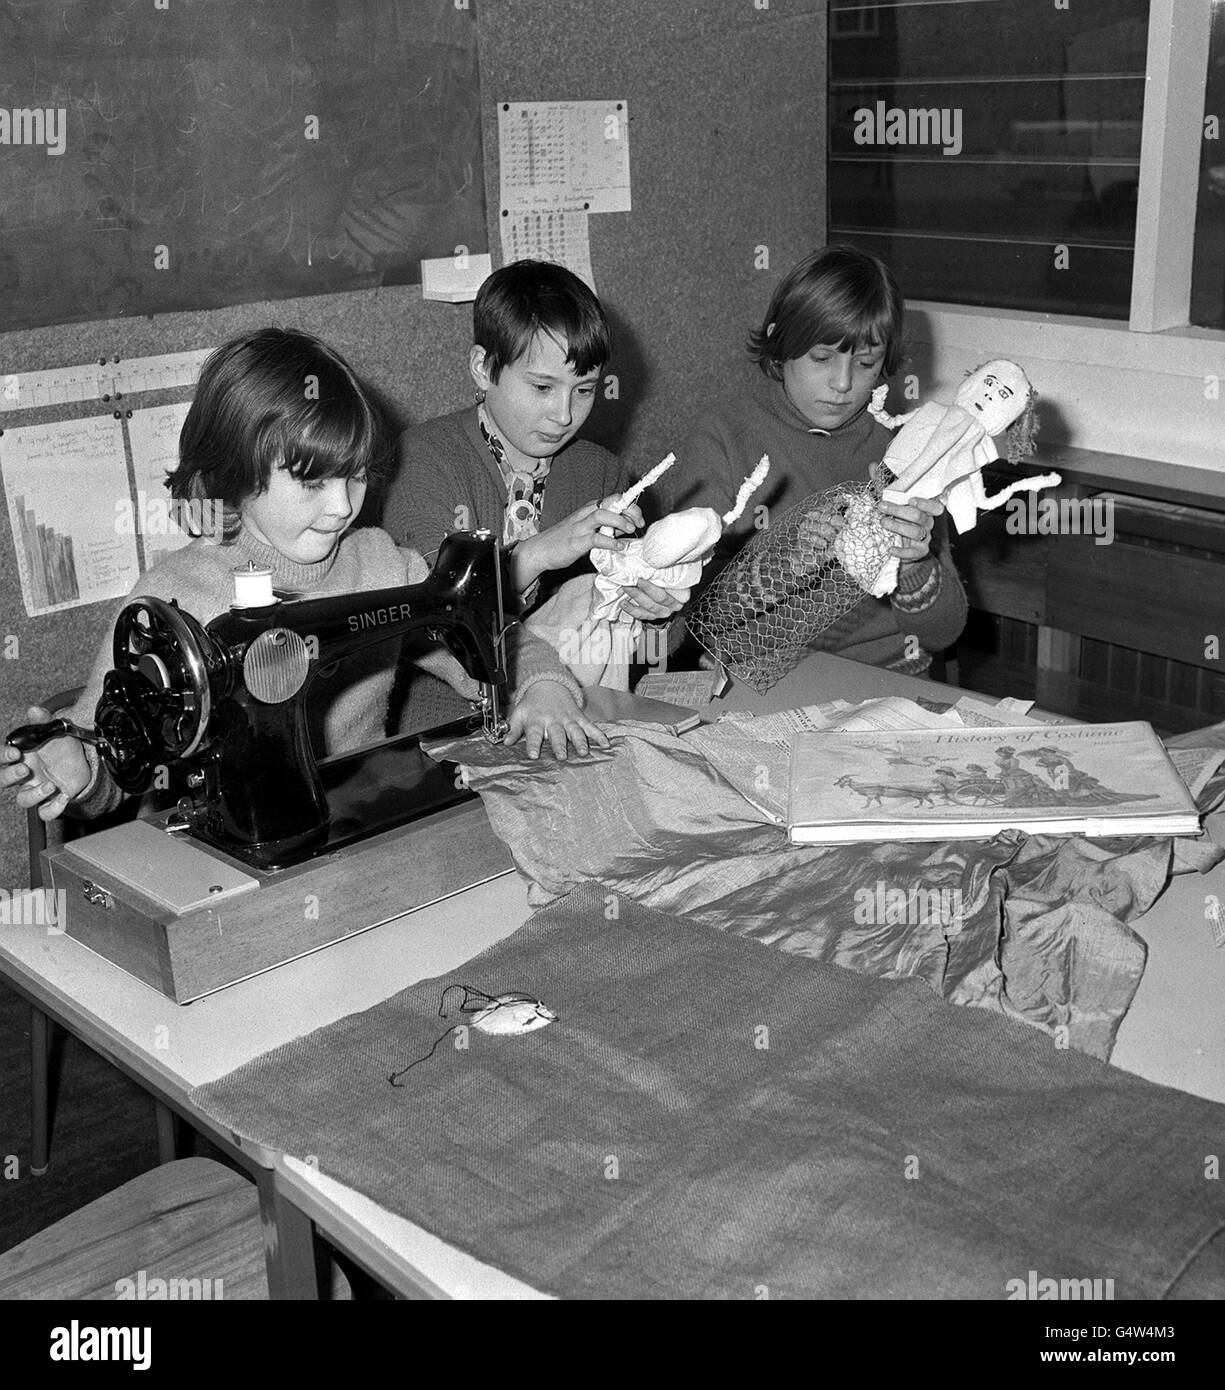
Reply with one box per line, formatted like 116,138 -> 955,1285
479,0 -> 827,476
0,0 -> 827,891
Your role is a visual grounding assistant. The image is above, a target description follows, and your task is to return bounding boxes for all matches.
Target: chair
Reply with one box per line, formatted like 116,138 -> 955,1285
23,688 -> 178,1175
0,1158 -> 267,1300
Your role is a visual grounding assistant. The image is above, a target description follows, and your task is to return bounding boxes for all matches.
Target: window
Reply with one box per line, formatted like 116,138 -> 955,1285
1190,0 -> 1225,328
828,0 -> 1150,319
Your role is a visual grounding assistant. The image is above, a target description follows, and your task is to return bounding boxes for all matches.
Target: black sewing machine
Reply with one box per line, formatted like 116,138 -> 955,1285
10,530 -> 510,872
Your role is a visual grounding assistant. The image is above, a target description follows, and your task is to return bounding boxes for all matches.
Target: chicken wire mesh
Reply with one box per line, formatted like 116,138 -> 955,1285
687,475 -> 896,693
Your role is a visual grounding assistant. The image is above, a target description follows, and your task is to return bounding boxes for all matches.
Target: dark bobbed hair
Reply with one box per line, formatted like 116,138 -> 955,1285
474,259 -> 611,381
747,243 -> 905,380
170,328 -> 387,541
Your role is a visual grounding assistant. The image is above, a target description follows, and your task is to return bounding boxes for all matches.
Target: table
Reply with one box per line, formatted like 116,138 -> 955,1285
2,653 -> 1223,1299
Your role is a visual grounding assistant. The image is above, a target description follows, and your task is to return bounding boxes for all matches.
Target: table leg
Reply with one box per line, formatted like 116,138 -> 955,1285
154,1101 -> 178,1164
256,1167 -> 322,1299
29,1005 -> 50,1176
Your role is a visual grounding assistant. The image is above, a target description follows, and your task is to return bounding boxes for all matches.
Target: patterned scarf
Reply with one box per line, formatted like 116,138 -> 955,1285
479,405 -> 551,546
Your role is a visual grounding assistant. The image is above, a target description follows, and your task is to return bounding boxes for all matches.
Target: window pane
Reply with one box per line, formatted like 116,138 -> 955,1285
1190,0 -> 1225,329
829,0 -> 1149,318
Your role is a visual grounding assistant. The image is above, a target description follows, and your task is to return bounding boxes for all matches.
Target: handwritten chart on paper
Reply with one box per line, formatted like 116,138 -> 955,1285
498,101 -> 631,215
1,417 -> 138,616
128,403 -> 195,563
501,212 -> 596,292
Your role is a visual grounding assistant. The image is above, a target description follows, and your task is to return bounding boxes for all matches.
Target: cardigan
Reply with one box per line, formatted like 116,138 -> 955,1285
384,405 -> 631,600
383,406 -> 634,726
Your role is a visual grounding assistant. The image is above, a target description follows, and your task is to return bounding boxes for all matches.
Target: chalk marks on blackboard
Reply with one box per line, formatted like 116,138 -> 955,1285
0,0 -> 487,332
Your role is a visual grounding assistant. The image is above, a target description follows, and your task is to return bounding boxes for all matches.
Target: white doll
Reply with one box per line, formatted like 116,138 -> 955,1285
591,455 -> 769,611
533,455 -> 770,689
839,359 -> 1061,597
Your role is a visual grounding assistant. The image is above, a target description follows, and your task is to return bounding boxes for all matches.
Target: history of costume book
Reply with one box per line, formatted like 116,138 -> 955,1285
787,722 -> 1201,845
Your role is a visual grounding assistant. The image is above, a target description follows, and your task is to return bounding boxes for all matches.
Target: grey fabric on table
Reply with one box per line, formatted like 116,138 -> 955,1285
192,882 -> 1225,1300
423,720 -> 1225,1060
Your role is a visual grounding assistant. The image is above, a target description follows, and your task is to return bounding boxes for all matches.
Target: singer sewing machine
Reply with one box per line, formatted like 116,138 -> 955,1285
8,532 -> 519,1001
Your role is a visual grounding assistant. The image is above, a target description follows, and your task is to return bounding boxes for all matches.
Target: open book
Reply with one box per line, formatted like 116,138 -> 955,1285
787,721 -> 1202,845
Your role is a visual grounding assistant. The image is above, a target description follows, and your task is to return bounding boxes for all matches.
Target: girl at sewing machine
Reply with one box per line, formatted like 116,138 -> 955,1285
2,328 -> 608,823
673,243 -> 967,674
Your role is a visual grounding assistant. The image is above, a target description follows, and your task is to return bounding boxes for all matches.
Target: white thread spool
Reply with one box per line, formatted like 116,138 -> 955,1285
232,563 -> 275,608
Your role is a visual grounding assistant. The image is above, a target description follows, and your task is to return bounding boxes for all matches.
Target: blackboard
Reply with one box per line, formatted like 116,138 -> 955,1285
0,0 -> 487,332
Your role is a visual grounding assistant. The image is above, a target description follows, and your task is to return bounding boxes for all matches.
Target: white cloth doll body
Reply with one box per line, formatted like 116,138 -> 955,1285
838,359 -> 1059,598
589,507 -> 723,620
526,513 -> 717,691
530,458 -> 769,689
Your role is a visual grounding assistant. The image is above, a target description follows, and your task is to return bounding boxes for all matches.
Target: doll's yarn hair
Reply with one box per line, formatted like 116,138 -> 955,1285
1003,389 -> 1039,464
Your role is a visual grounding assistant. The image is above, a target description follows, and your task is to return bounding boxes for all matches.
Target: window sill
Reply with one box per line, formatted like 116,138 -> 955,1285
908,301 -> 1225,377
902,302 -> 1225,471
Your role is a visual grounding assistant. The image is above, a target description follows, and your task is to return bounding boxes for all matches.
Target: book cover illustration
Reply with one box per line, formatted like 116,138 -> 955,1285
788,723 -> 1200,843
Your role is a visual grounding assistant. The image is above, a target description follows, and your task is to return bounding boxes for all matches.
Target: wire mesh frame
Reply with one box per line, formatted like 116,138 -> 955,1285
686,477 -> 895,693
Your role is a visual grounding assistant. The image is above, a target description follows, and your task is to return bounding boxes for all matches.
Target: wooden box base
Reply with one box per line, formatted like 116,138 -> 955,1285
42,801 -> 515,1003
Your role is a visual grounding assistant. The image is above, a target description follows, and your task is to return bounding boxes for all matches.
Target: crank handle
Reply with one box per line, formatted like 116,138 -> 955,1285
6,718 -> 109,754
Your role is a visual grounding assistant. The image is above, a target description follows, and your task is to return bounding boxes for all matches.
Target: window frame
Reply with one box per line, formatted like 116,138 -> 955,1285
862,0 -> 1223,472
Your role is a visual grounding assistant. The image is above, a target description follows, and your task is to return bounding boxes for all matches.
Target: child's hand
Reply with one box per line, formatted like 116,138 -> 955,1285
1,706 -> 91,821
512,496 -> 645,592
878,495 -> 943,563
503,682 -> 611,762
619,576 -> 689,622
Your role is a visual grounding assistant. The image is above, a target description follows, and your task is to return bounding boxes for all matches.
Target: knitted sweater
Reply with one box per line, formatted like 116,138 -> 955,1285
384,406 -> 632,603
67,525 -> 580,818
383,406 -> 633,728
673,372 -> 968,669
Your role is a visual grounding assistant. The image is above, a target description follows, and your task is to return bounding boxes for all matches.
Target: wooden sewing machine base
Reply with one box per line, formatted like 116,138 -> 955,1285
39,730 -> 514,1003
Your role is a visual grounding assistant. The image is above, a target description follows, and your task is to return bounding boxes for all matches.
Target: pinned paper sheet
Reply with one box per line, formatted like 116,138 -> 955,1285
112,349 -> 211,397
127,402 -> 196,562
421,252 -> 493,303
0,349 -> 210,413
498,100 -> 631,216
0,361 -> 105,412
2,416 -> 139,616
500,211 -> 596,292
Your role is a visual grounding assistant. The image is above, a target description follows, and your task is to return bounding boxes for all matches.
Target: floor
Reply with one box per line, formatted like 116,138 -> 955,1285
0,980 -> 197,1251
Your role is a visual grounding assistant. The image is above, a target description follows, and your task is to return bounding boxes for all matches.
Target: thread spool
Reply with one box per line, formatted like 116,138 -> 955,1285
232,563 -> 275,608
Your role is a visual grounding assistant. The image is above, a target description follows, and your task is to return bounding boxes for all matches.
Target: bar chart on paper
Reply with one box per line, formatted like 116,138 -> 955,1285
1,416 -> 138,617
10,492 -> 80,609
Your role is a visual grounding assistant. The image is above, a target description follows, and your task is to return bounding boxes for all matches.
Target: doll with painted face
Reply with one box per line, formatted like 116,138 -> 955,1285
837,358 -> 1059,597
